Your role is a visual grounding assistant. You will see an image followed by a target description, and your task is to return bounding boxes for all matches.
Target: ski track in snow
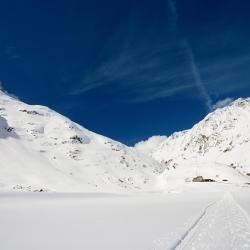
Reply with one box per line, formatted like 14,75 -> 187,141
173,193 -> 250,250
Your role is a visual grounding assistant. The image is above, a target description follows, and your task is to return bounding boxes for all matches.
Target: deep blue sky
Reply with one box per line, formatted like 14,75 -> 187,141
1,0 -> 250,145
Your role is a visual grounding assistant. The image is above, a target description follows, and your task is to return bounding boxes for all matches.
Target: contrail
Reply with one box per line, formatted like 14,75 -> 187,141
167,0 -> 213,111
167,0 -> 178,31
183,41 -> 213,111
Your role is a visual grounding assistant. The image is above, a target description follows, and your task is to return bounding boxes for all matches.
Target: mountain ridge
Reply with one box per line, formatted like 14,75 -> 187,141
0,90 -> 165,192
1,90 -> 250,192
136,98 -> 250,186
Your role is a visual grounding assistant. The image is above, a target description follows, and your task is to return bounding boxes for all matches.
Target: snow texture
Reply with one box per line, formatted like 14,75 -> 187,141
1,185 -> 250,250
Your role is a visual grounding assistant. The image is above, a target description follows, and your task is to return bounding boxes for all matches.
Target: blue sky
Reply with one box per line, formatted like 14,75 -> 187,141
0,0 -> 250,145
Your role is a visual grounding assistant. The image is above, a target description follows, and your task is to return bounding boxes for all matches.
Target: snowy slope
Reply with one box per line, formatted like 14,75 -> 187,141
0,91 -> 165,192
139,98 -> 250,185
1,89 -> 250,192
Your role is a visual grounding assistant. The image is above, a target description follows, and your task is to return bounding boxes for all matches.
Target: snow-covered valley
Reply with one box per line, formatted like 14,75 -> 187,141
1,90 -> 250,249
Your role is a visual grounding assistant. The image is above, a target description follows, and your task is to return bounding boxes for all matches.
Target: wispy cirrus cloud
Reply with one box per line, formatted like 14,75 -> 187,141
69,40 -> 250,105
4,46 -> 21,61
167,0 -> 213,111
167,0 -> 178,31
69,41 -> 195,99
132,83 -> 194,102
69,0 -> 250,108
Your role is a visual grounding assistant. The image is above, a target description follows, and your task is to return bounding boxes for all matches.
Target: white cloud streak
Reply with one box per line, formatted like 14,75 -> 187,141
167,0 -> 178,31
69,1 -> 248,105
132,83 -> 194,102
168,0 -> 213,111
212,97 -> 234,110
183,41 -> 213,111
70,42 -> 194,100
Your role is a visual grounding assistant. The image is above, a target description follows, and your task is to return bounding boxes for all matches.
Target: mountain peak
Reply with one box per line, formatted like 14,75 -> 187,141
230,97 -> 250,108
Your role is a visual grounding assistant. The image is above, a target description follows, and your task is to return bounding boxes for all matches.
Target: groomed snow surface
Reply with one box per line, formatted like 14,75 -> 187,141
1,184 -> 250,250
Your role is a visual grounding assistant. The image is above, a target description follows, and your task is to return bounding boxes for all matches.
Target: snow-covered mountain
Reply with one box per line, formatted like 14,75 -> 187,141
136,98 -> 250,185
0,90 -> 166,192
1,89 -> 249,192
